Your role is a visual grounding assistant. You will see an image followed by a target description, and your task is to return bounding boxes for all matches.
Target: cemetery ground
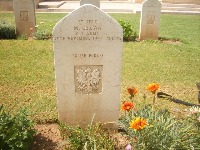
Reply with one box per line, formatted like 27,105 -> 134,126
0,13 -> 200,149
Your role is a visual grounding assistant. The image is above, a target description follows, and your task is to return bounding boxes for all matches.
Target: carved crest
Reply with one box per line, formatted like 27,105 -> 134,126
147,15 -> 155,24
75,67 -> 101,93
20,11 -> 29,20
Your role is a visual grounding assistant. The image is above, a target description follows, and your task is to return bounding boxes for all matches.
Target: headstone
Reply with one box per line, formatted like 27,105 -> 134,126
80,0 -> 100,8
53,4 -> 122,126
13,0 -> 36,37
139,0 -> 161,40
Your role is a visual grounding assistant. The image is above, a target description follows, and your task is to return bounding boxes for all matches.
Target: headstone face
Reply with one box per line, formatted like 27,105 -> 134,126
13,0 -> 36,37
80,0 -> 100,8
139,0 -> 161,40
53,4 -> 122,125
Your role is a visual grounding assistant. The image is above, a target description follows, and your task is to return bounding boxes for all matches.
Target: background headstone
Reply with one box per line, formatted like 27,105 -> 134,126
139,0 -> 161,40
13,0 -> 36,37
80,0 -> 100,8
53,4 -> 122,126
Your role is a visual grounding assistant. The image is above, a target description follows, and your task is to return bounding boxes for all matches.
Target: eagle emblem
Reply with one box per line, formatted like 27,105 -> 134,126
76,67 -> 101,93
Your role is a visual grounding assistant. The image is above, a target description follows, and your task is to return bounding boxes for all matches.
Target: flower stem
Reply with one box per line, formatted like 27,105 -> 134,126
153,93 -> 156,105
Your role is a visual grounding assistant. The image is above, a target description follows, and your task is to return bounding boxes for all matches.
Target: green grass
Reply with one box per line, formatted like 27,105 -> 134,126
0,40 -> 57,123
0,13 -> 200,122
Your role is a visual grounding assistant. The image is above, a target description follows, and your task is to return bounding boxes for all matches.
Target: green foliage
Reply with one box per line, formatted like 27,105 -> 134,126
118,20 -> 137,42
119,105 -> 200,150
187,106 -> 200,131
0,21 -> 16,39
33,30 -> 52,40
59,115 -> 114,150
0,105 -> 35,150
17,34 -> 28,40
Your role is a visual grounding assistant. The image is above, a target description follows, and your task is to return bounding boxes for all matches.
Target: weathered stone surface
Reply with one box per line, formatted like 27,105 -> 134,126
139,0 -> 161,40
53,4 -> 123,125
13,0 -> 36,37
80,0 -> 100,8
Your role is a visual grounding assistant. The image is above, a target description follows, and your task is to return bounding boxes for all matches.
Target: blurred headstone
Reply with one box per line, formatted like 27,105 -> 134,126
139,0 -> 161,40
13,0 -> 36,37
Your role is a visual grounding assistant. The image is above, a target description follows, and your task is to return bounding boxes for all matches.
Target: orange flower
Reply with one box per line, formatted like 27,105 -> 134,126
127,87 -> 138,96
146,83 -> 159,94
130,117 -> 148,131
121,102 -> 134,111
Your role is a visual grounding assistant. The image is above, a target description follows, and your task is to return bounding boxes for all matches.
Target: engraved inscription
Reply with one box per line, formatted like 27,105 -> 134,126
53,19 -> 122,42
74,65 -> 103,94
73,53 -> 103,58
147,15 -> 155,24
20,11 -> 28,20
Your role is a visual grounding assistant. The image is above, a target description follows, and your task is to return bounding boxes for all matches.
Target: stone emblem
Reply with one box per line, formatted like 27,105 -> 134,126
75,66 -> 102,94
20,11 -> 29,20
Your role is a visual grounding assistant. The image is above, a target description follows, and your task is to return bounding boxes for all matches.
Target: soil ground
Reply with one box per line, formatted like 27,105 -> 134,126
30,124 -> 129,150
31,124 -> 66,150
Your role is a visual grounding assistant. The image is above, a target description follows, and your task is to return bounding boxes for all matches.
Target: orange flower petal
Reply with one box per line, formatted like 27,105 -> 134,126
146,83 -> 159,94
121,102 -> 134,111
129,117 -> 148,131
127,87 -> 138,96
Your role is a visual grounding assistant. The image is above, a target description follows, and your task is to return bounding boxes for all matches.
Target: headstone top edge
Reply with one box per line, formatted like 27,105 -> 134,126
53,4 -> 122,35
142,0 -> 162,5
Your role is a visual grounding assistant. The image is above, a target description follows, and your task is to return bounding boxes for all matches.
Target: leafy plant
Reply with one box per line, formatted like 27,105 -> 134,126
0,21 -> 16,39
119,85 -> 200,150
33,30 -> 52,40
187,106 -> 200,130
0,105 -> 35,150
17,34 -> 28,40
120,105 -> 200,149
118,20 -> 137,42
59,115 -> 115,150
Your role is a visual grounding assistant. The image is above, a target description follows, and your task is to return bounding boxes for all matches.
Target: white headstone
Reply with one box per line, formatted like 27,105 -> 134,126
139,0 -> 161,40
53,4 -> 123,125
80,0 -> 100,8
13,0 -> 36,37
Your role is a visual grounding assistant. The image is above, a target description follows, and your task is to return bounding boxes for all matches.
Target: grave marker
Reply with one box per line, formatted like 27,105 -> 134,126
80,0 -> 100,8
139,0 -> 161,40
53,5 -> 123,126
13,0 -> 36,37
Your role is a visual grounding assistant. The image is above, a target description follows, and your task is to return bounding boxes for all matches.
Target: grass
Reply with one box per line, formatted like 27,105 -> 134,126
0,40 -> 57,123
0,13 -> 200,123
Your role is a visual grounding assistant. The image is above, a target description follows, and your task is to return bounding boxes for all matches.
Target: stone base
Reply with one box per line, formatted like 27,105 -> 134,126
0,0 -> 44,11
35,0 -> 44,8
162,0 -> 200,4
39,1 -> 66,8
135,0 -> 144,3
0,0 -> 13,11
135,0 -> 199,4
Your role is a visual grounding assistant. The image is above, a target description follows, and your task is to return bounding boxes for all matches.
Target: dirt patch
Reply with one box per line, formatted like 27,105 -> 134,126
31,124 -> 129,150
136,38 -> 182,45
161,39 -> 182,45
30,124 -> 66,150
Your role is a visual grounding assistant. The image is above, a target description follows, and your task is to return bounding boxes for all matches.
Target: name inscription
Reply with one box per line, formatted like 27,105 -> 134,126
53,19 -> 122,41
